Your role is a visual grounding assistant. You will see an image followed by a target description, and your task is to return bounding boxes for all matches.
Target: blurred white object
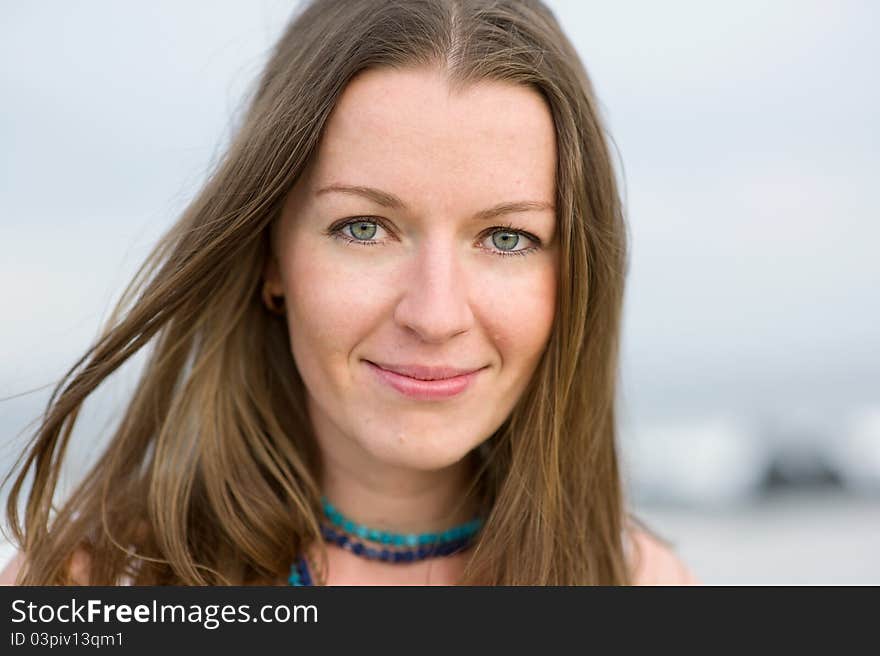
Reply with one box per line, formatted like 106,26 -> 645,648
623,417 -> 770,507
829,406 -> 880,493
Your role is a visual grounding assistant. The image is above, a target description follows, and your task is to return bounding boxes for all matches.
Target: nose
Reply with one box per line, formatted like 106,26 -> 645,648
393,238 -> 475,344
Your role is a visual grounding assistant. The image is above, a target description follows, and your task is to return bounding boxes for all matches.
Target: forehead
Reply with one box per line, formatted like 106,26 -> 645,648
307,67 -> 557,212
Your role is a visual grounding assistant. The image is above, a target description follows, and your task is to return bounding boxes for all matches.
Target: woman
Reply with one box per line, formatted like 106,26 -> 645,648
2,0 -> 696,585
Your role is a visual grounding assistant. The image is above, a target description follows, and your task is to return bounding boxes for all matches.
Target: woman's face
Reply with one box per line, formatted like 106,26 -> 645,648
266,67 -> 558,472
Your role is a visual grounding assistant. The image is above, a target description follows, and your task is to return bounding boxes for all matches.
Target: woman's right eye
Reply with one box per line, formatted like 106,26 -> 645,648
346,220 -> 379,241
328,218 -> 388,247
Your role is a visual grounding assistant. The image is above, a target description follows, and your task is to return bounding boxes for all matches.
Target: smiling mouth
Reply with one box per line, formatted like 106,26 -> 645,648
363,360 -> 484,400
365,361 -> 485,381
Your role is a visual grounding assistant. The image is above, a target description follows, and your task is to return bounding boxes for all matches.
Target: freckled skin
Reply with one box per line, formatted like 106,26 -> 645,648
265,66 -> 558,476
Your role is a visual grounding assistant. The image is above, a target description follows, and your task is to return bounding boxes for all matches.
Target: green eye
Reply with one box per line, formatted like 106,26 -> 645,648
491,231 -> 520,251
349,221 -> 377,240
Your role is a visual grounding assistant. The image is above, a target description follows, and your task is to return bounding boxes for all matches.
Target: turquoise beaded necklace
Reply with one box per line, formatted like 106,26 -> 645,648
288,497 -> 483,586
322,498 -> 483,547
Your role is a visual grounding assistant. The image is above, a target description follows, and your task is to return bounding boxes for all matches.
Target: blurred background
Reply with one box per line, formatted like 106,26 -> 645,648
1,1 -> 877,583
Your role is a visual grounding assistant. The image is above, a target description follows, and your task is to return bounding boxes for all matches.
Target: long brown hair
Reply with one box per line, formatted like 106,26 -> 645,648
5,0 -> 630,585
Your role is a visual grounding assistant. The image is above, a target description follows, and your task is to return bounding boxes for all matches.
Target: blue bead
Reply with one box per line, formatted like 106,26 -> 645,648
289,558 -> 309,586
317,498 -> 483,568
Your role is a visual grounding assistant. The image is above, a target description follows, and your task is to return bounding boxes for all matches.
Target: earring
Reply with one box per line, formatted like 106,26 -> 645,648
261,283 -> 285,315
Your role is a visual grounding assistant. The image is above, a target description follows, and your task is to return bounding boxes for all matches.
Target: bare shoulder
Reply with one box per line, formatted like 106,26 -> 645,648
0,550 -> 26,585
625,524 -> 700,586
68,548 -> 92,584
0,548 -> 92,585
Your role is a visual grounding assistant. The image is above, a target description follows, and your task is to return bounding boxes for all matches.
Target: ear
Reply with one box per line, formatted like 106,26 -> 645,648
263,252 -> 284,296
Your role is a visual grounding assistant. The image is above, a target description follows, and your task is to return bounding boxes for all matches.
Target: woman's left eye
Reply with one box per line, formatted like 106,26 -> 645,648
479,228 -> 540,257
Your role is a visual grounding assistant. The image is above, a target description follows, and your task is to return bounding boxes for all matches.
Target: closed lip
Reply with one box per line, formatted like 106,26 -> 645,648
365,361 -> 485,381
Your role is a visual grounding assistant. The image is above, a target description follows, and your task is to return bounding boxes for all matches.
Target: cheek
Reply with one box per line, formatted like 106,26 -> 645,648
480,263 -> 557,364
278,242 -> 395,365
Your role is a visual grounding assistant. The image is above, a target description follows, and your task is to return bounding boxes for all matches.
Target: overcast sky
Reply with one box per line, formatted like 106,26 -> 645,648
1,1 -> 878,448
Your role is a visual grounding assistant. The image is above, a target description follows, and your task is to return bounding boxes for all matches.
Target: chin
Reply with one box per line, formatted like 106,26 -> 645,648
357,429 -> 481,472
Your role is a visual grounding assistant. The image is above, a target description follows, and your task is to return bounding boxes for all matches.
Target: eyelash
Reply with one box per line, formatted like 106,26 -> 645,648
326,217 -> 541,258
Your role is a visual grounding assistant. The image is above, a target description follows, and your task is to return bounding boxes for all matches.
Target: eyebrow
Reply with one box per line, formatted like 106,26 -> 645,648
316,184 -> 554,221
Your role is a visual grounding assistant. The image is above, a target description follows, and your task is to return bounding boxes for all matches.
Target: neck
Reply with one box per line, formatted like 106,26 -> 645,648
309,406 -> 482,535
320,446 -> 481,534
